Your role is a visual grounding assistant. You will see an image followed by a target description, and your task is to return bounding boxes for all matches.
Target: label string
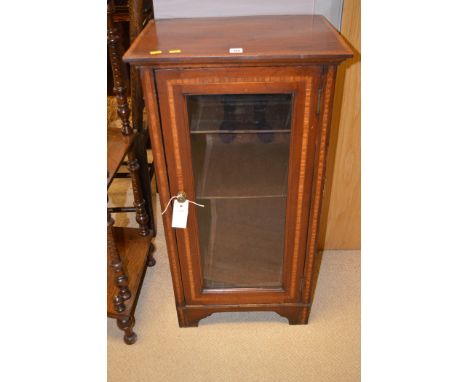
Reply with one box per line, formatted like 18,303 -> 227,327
161,196 -> 205,215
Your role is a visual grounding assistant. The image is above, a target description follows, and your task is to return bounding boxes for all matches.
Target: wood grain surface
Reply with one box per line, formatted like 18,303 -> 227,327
319,0 -> 361,249
123,15 -> 352,66
107,128 -> 134,187
107,227 -> 153,319
129,13 -> 353,326
154,67 -> 321,307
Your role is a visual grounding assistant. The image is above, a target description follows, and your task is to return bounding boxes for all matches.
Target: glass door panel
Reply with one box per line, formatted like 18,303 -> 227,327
187,94 -> 292,289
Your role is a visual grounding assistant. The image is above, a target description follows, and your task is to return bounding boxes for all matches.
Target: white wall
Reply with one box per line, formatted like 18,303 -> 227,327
153,0 -> 343,30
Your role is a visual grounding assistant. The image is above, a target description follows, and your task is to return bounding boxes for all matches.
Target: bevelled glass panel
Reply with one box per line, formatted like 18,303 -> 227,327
187,94 -> 292,289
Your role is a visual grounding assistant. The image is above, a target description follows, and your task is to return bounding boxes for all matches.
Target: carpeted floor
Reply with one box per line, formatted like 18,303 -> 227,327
107,175 -> 360,382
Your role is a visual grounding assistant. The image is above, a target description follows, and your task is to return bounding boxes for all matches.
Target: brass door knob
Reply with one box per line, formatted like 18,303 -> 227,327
176,192 -> 187,203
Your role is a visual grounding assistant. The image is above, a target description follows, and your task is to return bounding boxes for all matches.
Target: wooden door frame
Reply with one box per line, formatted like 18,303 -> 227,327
154,66 -> 322,305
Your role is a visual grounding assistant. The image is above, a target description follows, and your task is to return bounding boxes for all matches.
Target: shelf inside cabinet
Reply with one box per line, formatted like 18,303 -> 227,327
191,133 -> 290,199
107,128 -> 134,187
107,227 -> 152,319
191,130 -> 290,135
187,94 -> 292,134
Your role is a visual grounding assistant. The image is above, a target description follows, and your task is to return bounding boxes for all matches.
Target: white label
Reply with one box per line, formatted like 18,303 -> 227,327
229,48 -> 243,53
171,200 -> 189,228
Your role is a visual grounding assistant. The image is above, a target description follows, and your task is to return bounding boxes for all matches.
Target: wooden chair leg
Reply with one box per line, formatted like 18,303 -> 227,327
117,316 -> 137,345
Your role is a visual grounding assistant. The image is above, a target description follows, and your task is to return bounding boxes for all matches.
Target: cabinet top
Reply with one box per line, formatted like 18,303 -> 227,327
123,15 -> 353,67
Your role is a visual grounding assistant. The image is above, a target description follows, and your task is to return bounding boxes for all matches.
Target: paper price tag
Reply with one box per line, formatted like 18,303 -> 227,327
229,48 -> 243,53
171,200 -> 189,228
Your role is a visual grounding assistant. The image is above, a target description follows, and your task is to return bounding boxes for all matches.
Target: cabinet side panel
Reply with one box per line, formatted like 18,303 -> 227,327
140,68 -> 186,306
301,65 -> 337,319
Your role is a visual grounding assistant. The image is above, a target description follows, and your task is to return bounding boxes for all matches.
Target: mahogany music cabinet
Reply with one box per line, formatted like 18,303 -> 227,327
124,15 -> 353,327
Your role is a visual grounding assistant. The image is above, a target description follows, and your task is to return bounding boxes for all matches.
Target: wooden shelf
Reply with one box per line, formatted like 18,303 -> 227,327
188,94 -> 292,134
107,227 -> 152,319
107,128 -> 134,187
191,133 -> 290,198
191,130 -> 290,134
191,120 -> 290,289
197,194 -> 286,200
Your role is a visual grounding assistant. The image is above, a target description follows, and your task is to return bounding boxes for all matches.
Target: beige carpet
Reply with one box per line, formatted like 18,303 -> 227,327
108,176 -> 360,382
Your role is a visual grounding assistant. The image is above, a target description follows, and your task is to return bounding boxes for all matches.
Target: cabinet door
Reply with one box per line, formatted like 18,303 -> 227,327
156,66 -> 322,305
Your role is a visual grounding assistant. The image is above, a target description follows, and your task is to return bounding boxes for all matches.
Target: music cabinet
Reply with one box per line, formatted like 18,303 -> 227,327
124,15 -> 353,327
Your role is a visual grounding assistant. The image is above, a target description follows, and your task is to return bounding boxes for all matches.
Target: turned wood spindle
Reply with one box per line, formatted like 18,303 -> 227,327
117,317 -> 137,345
107,0 -> 132,136
129,0 -> 144,133
113,295 -> 126,313
108,0 -> 150,236
127,152 -> 150,236
107,214 -> 131,313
